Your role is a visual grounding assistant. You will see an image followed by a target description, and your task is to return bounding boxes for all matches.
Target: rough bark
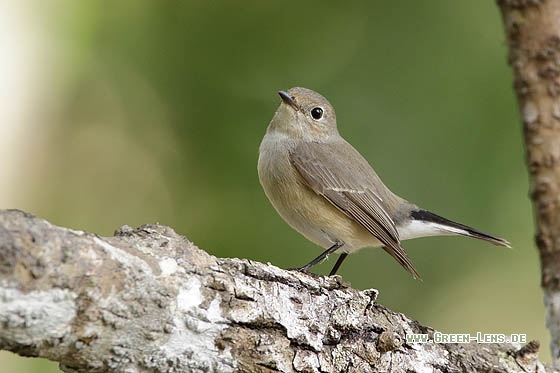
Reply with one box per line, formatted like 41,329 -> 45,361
498,0 -> 560,368
0,209 -> 549,372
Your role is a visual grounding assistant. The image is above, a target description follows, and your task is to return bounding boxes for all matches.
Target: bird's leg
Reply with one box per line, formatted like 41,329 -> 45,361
295,242 -> 344,273
328,253 -> 348,276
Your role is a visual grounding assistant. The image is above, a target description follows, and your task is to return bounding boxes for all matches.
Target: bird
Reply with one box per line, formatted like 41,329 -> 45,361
257,87 -> 510,279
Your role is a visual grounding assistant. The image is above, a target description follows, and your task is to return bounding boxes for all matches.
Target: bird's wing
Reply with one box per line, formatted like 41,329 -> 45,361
290,141 -> 420,279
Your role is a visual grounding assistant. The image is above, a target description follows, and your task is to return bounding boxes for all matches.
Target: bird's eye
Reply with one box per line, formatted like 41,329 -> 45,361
311,107 -> 324,120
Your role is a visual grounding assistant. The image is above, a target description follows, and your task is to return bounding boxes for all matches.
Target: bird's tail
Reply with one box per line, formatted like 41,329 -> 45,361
410,210 -> 511,248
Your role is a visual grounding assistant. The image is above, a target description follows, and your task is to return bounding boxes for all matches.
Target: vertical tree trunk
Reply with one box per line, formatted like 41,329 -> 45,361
498,0 -> 560,368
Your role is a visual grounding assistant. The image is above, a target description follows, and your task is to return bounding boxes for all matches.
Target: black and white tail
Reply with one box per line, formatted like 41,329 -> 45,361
409,209 -> 511,248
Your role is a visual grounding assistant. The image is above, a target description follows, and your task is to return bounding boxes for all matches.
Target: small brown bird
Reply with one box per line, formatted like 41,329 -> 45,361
257,87 -> 510,279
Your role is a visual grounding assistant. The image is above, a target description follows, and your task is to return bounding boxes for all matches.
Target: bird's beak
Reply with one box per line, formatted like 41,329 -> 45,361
278,91 -> 299,111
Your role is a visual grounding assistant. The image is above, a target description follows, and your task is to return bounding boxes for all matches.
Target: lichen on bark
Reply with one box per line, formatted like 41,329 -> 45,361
0,209 -> 550,372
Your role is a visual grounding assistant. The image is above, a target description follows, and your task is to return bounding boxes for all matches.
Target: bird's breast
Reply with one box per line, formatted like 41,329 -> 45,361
257,134 -> 378,251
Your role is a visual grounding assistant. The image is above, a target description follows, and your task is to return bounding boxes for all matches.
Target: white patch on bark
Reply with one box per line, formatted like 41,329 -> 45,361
161,277 -> 235,372
409,346 -> 449,373
523,101 -> 538,124
0,287 -> 76,344
177,277 -> 203,311
159,257 -> 179,276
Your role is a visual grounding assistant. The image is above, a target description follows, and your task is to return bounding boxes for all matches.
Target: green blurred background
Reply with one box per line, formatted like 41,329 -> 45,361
0,0 -> 546,371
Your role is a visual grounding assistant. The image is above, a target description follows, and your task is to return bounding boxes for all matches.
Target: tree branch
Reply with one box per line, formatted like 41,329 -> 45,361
497,0 -> 560,368
0,209 -> 549,372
